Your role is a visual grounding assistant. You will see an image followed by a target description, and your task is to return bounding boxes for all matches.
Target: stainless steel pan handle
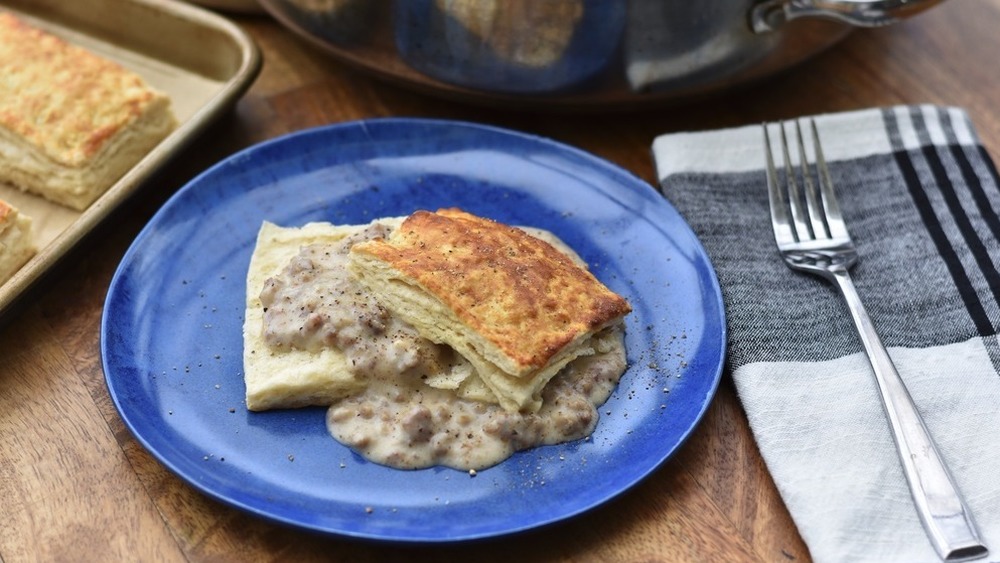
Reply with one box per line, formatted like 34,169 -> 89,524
751,0 -> 947,33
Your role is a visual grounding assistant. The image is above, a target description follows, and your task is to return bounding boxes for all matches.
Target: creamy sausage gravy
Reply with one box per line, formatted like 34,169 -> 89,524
260,224 -> 467,381
260,223 -> 628,470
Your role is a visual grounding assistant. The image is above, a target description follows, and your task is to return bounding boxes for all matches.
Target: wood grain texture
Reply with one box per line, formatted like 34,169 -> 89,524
1,1 -> 997,560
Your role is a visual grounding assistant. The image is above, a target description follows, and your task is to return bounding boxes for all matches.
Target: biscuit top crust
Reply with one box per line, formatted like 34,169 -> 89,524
0,13 -> 164,167
351,208 -> 631,374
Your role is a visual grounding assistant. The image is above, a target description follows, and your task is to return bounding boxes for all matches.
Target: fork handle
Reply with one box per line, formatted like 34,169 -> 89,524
831,269 -> 988,562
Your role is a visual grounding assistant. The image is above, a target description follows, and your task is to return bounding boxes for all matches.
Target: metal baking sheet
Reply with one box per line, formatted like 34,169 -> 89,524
0,0 -> 261,324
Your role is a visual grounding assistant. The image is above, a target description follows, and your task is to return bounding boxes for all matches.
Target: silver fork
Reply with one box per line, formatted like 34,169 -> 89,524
763,120 -> 988,562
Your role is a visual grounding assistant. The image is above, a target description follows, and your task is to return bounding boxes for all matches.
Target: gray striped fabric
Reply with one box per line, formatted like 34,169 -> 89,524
653,106 -> 1000,563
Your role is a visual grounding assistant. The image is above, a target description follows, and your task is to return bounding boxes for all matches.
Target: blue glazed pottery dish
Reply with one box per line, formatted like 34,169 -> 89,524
101,118 -> 725,542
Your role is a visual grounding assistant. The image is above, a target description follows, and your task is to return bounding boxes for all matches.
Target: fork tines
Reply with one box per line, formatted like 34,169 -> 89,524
763,119 -> 850,249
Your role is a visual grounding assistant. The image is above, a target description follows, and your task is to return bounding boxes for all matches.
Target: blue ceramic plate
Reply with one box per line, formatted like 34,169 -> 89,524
102,118 -> 725,542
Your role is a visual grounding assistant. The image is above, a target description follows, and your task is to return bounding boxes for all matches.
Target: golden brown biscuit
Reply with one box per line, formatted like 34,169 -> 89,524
0,13 -> 177,210
0,198 -> 35,284
349,208 -> 631,412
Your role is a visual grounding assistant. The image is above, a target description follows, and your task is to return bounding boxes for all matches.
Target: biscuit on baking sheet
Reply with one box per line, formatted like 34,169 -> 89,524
0,198 -> 35,284
0,12 -> 177,210
349,208 -> 632,413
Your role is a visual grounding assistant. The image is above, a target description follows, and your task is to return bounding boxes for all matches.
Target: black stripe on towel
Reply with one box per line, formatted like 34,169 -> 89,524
949,143 -> 1000,248
921,144 -> 1000,313
892,149 -> 996,337
978,145 -> 1000,193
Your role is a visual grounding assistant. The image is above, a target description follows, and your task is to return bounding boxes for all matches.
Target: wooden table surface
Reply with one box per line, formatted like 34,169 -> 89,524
3,1 -> 999,561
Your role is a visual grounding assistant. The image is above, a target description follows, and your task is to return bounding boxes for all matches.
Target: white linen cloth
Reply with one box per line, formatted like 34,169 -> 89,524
652,106 -> 1000,563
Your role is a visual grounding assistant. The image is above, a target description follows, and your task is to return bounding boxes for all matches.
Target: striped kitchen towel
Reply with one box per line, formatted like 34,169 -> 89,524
652,106 -> 1000,563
